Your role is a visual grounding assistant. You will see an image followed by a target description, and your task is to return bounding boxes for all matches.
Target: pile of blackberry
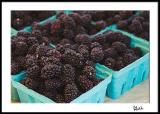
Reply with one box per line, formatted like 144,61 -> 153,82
91,31 -> 142,70
11,11 -> 56,30
117,11 -> 149,41
12,31 -> 103,102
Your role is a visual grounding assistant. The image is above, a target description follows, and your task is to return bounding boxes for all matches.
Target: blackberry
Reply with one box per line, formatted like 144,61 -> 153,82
20,77 -> 38,90
78,44 -> 89,51
40,36 -> 50,46
25,55 -> 38,68
15,56 -> 26,70
41,64 -> 61,79
31,29 -> 42,41
61,76 -> 75,85
11,61 -> 21,75
54,94 -> 65,103
123,53 -> 138,65
14,41 -> 28,56
78,75 -> 94,92
40,56 -> 60,67
104,31 -> 119,43
104,48 -> 118,58
26,65 -> 40,79
95,20 -> 107,30
93,78 -> 103,86
142,22 -> 149,32
139,32 -> 149,41
119,11 -> 133,19
62,64 -> 75,78
64,83 -> 79,103
27,43 -> 39,55
56,44 -> 65,53
114,59 -> 124,71
104,58 -> 116,69
92,34 -> 106,45
17,31 -> 32,38
36,44 -> 50,58
46,49 -> 62,60
76,25 -> 87,34
112,41 -> 127,54
124,49 -> 135,55
132,47 -> 142,57
78,48 -> 89,61
128,19 -> 143,33
45,79 -> 62,90
43,90 -> 57,100
84,60 -> 95,67
140,11 -> 149,19
27,37 -> 38,46
60,14 -> 76,30
59,39 -> 72,45
62,48 -> 77,65
117,20 -> 128,29
81,14 -> 92,26
82,66 -> 96,80
69,13 -> 82,25
75,53 -> 85,68
91,47 -> 104,62
16,36 -> 27,42
102,43 -> 110,50
117,35 -> 131,46
90,42 -> 102,49
63,29 -> 75,40
113,14 -> 122,23
75,34 -> 91,45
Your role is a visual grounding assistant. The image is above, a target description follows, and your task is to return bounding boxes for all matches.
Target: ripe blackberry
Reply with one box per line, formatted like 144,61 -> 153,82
61,76 -> 75,85
53,94 -> 64,103
81,14 -> 92,26
16,36 -> 27,42
75,53 -> 85,68
59,38 -> 72,45
75,34 -> 91,45
128,19 -> 143,34
104,48 -> 118,58
36,44 -> 50,58
113,14 -> 122,23
62,64 -> 75,78
104,31 -> 120,43
27,43 -> 39,55
78,75 -> 94,92
114,59 -> 124,71
25,55 -> 38,68
76,25 -> 87,34
117,20 -> 128,29
43,90 -> 57,100
26,65 -> 40,79
17,31 -> 32,38
27,37 -> 38,46
62,48 -> 77,65
104,58 -> 116,69
69,13 -> 82,25
93,78 -> 103,86
45,79 -> 62,90
84,60 -> 95,67
132,47 -> 142,57
71,44 -> 79,51
40,56 -> 60,67
64,83 -> 79,103
124,49 -> 135,55
41,64 -> 61,79
14,41 -> 28,56
116,35 -> 131,46
82,66 -> 96,80
90,42 -> 102,49
92,34 -> 106,45
31,29 -> 42,41
123,53 -> 138,65
78,44 -> 89,51
95,20 -> 107,30
40,36 -> 50,46
60,14 -> 76,30
112,41 -> 127,54
119,11 -> 133,19
46,49 -> 62,60
78,48 -> 89,61
15,56 -> 26,70
91,47 -> 104,62
63,29 -> 75,40
11,61 -> 21,75
102,43 -> 110,50
56,44 -> 65,54
20,77 -> 38,90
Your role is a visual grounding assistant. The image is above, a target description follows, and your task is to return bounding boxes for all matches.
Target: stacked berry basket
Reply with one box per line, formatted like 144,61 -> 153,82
11,10 -> 149,103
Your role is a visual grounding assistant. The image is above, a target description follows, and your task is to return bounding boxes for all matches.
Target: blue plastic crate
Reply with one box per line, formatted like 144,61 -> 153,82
95,29 -> 149,99
11,70 -> 112,103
